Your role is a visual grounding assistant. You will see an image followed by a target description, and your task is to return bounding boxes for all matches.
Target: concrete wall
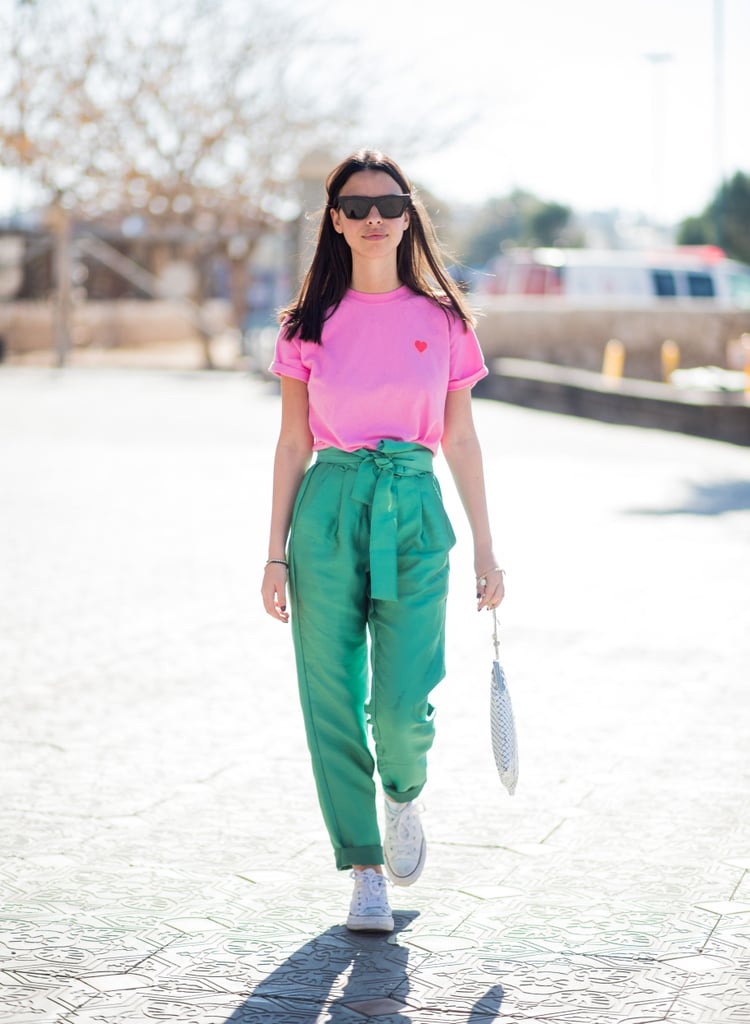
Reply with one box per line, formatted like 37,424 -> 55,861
4,296 -> 750,380
0,299 -> 233,355
475,297 -> 750,380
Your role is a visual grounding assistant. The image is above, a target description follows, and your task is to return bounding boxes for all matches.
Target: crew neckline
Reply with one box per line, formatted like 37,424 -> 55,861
345,285 -> 411,304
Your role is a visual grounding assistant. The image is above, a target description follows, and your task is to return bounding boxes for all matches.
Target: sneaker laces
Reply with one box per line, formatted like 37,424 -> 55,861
350,869 -> 389,914
385,801 -> 423,856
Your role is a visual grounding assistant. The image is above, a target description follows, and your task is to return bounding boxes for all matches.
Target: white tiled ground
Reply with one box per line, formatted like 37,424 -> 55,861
1,367 -> 749,1023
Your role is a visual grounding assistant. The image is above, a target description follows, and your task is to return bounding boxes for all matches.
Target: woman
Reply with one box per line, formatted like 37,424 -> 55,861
261,149 -> 504,932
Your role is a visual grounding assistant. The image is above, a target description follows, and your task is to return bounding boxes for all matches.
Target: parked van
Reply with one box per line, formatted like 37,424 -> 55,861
479,246 -> 750,308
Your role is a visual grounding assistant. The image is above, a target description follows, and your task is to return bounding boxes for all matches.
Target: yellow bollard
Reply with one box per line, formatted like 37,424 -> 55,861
661,339 -> 680,382
726,333 -> 750,398
602,338 -> 625,385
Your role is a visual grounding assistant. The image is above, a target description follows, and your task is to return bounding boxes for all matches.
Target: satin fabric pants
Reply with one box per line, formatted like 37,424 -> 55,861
288,440 -> 456,870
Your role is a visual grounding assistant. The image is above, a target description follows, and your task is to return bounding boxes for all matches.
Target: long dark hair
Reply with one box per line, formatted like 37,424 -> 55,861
280,149 -> 475,343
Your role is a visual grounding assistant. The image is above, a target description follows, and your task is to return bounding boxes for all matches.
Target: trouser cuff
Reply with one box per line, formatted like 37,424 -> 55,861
335,845 -> 384,871
382,781 -> 425,804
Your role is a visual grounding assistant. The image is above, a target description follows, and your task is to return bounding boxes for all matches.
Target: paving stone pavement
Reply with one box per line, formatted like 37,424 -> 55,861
1,366 -> 750,1024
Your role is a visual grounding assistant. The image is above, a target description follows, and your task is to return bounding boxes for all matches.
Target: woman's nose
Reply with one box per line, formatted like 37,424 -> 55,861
366,204 -> 382,222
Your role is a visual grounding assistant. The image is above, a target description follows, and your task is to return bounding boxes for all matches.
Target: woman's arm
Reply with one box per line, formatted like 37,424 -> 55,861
441,387 -> 505,612
261,376 -> 314,622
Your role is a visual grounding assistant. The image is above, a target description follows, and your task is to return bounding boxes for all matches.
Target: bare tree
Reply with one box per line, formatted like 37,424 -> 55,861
0,0 -> 363,364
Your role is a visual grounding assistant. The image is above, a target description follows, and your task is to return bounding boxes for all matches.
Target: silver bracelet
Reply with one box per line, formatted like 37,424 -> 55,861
265,558 -> 289,570
476,567 -> 505,585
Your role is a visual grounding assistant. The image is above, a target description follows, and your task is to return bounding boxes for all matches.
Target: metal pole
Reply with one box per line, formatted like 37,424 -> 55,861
645,52 -> 672,230
713,0 -> 725,248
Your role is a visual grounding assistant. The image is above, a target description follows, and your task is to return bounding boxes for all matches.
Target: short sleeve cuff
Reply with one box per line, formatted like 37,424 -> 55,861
447,365 -> 489,392
269,361 -> 310,383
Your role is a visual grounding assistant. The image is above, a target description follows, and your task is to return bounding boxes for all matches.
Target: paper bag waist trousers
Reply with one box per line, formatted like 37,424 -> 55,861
288,440 -> 456,870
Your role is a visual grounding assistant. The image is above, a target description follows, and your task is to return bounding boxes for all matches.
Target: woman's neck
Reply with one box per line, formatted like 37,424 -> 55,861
350,261 -> 401,294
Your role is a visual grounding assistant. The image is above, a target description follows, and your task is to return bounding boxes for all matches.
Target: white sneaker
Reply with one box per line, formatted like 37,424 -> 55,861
383,798 -> 426,886
346,869 -> 394,932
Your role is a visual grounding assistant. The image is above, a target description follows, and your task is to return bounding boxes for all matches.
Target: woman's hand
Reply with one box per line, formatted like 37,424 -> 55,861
476,564 -> 505,613
261,563 -> 290,623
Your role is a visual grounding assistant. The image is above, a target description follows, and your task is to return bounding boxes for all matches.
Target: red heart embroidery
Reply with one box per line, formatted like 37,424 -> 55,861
414,340 -> 428,353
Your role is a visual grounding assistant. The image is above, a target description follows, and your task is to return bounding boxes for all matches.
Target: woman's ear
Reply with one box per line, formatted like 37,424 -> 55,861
330,206 -> 344,234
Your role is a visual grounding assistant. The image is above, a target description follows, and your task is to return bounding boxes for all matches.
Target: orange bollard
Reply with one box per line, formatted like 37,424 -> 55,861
661,339 -> 680,382
602,339 -> 625,385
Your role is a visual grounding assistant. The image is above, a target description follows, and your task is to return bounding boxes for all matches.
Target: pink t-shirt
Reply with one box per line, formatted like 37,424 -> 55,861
270,286 -> 487,454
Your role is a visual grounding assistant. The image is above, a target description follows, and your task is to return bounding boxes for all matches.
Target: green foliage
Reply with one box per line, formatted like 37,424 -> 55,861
529,202 -> 572,247
676,215 -> 710,246
677,171 -> 750,265
461,190 -> 575,269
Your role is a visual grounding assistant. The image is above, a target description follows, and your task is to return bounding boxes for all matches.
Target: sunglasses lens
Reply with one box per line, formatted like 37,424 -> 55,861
338,195 -> 410,219
339,198 -> 369,219
377,196 -> 408,217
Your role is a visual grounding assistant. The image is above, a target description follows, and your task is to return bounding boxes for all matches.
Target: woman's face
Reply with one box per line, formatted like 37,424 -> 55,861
330,169 -> 410,265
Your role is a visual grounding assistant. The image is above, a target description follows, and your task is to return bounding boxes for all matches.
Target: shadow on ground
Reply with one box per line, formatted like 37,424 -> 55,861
627,479 -> 750,516
222,912 -> 505,1022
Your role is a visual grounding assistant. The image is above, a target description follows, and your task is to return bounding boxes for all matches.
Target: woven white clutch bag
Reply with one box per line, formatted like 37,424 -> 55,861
490,610 -> 519,795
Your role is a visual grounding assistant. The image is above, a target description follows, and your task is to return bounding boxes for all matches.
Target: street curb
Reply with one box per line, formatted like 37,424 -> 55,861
475,358 -> 750,446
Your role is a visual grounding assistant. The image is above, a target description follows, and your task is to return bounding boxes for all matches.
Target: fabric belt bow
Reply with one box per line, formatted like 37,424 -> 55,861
316,440 -> 433,601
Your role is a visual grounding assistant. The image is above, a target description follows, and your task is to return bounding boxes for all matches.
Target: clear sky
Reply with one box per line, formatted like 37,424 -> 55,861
318,0 -> 750,225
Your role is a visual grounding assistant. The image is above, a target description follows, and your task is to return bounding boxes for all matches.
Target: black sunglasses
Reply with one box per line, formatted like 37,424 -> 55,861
335,194 -> 411,220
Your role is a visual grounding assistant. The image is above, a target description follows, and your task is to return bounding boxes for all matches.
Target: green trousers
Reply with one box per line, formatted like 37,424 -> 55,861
288,440 -> 456,870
